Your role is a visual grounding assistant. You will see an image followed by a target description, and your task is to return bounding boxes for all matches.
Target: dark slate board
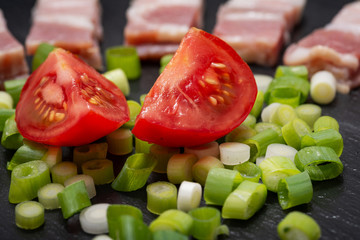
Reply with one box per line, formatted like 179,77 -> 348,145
0,0 -> 359,239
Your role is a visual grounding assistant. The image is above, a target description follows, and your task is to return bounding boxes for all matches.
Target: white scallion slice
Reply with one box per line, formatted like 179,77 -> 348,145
0,91 -> 14,109
15,201 -> 45,230
80,203 -> 110,235
184,141 -> 219,159
310,70 -> 336,104
219,142 -> 250,165
37,183 -> 64,210
92,235 -> 112,240
177,181 -> 202,212
265,143 -> 298,162
42,146 -> 62,169
261,102 -> 281,123
256,156 -> 265,166
51,161 -> 77,185
254,74 -> 273,93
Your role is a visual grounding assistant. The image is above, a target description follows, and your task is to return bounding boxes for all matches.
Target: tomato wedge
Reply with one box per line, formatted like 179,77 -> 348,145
15,48 -> 129,146
132,28 -> 257,147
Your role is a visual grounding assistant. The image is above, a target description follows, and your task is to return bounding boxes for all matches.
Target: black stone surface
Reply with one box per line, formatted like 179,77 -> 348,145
0,0 -> 359,239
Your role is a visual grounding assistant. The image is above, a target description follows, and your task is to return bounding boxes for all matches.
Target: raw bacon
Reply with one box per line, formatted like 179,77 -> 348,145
25,0 -> 103,70
124,0 -> 203,60
283,2 -> 360,93
213,0 -> 307,66
0,10 -> 28,82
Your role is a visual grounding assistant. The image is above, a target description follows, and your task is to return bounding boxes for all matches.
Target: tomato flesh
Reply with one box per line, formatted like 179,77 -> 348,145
132,28 -> 257,147
15,48 -> 129,146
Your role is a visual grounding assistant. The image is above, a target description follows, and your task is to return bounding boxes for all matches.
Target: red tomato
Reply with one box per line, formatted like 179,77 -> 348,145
15,48 -> 129,146
132,28 -> 257,147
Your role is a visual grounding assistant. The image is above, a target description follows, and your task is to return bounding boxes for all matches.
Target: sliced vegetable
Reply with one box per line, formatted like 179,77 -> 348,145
219,142 -> 250,165
261,102 -> 281,123
167,153 -> 198,184
149,209 -> 193,235
32,43 -> 56,71
233,161 -> 262,183
254,74 -> 273,93
278,211 -> 321,240
0,91 -> 13,109
254,122 -> 282,135
112,153 -> 156,191
310,71 -> 336,105
109,215 -> 152,240
135,136 -> 153,154
16,48 -> 129,146
275,65 -> 308,80
37,183 -> 64,210
102,68 -> 130,96
123,100 -> 142,128
177,181 -> 202,212
132,28 -> 257,147
281,118 -> 311,150
4,78 -> 26,106
294,146 -> 343,181
57,180 -> 91,219
82,159 -> 114,185
265,143 -> 298,162
42,146 -> 62,169
313,116 -> 339,132
250,90 -> 264,118
222,180 -> 267,220
1,114 -> 23,150
9,160 -> 51,204
80,203 -> 110,234
106,128 -> 133,155
15,201 -> 45,230
146,181 -> 177,215
301,129 -> 343,156
64,174 -> 96,199
192,156 -> 224,186
268,88 -> 302,108
225,124 -> 257,143
0,109 -> 16,131
269,104 -> 297,126
153,230 -> 188,240
150,144 -> 180,173
184,141 -> 220,159
278,172 -> 313,210
204,168 -> 243,205
73,142 -> 108,171
51,161 -> 77,185
295,104 -> 322,129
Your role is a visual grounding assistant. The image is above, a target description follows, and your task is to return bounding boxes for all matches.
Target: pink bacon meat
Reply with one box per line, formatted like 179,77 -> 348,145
213,0 -> 307,66
124,0 -> 203,60
25,0 -> 103,70
0,10 -> 28,82
283,2 -> 360,93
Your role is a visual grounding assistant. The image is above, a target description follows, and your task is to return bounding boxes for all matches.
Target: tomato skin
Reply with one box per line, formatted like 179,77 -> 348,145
15,48 -> 129,146
132,28 -> 257,147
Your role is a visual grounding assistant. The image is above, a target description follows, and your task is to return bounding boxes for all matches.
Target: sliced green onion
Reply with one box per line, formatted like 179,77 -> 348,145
233,162 -> 262,182
261,102 -> 281,123
4,78 -> 26,106
105,46 -> 141,80
204,168 -> 243,206
9,160 -> 51,204
219,142 -> 250,165
256,156 -> 265,166
153,230 -> 188,240
32,43 -> 56,71
281,118 -> 311,150
42,146 -> 62,169
295,104 -> 322,129
242,114 -> 257,128
268,88 -> 302,108
275,65 -> 308,80
112,153 -> 156,191
310,70 -> 336,105
191,156 -> 224,186
278,172 -> 313,210
265,143 -> 298,162
150,144 -> 180,173
7,139 -> 48,171
73,142 -> 108,171
1,114 -> 23,150
82,159 -> 114,185
259,156 -> 301,192
64,174 -> 96,199
250,90 -> 264,118
0,108 -> 15,131
167,153 -> 198,184
254,122 -> 282,135
92,235 -> 112,240
225,124 -> 257,143
278,211 -> 321,240
222,180 -> 267,220
254,74 -> 273,93
149,209 -> 193,235
37,183 -> 64,210
269,104 -> 297,126
265,75 -> 310,104
123,100 -> 142,128
80,203 -> 110,234
189,207 -> 229,240
102,68 -> 130,96
51,161 -> 77,185
295,146 -> 343,181
184,141 -> 219,159
0,91 -> 14,109
106,128 -> 133,155
243,128 -> 285,162
15,201 -> 44,230
160,54 -> 174,67
107,204 -> 143,239
301,129 -> 343,156
109,215 -> 152,240
177,181 -> 202,212
146,181 -> 177,215
140,93 -> 147,106
313,116 -> 339,132
57,180 -> 91,219
135,137 -> 153,154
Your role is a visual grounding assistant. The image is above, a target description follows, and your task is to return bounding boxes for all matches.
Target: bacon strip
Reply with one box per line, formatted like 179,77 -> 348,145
25,0 -> 103,70
124,0 -> 203,60
213,0 -> 307,66
283,2 -> 360,93
0,10 -> 28,82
